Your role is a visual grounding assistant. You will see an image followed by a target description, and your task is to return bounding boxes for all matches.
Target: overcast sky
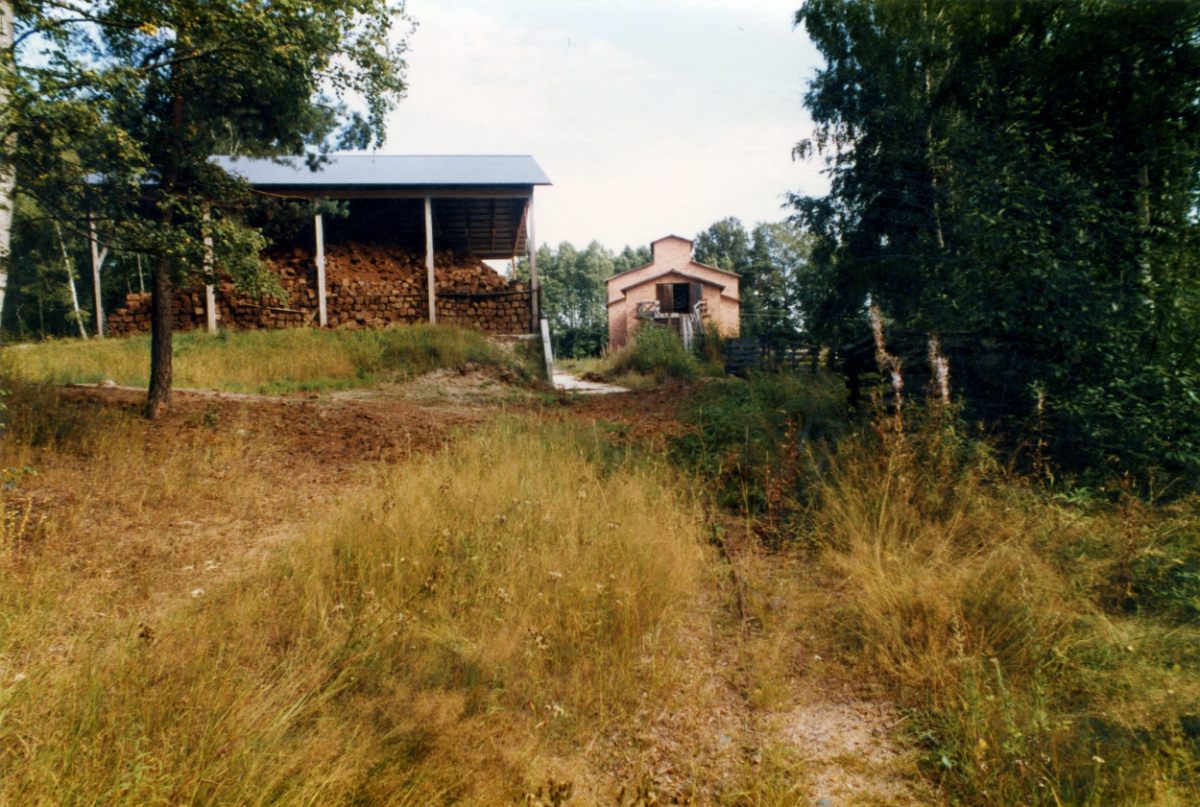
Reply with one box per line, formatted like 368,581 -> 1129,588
383,0 -> 828,252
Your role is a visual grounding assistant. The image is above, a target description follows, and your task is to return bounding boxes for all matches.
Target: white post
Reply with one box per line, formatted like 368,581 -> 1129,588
527,195 -> 539,333
203,208 -> 217,334
314,212 -> 327,327
424,195 -> 436,324
88,213 -> 108,337
540,317 -> 554,381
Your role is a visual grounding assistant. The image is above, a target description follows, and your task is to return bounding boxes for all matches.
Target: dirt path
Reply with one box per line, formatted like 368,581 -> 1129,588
551,369 -> 629,395
547,384 -> 931,804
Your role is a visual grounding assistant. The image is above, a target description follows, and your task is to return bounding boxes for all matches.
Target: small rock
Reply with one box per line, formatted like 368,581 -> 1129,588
816,800 -> 833,807
100,379 -> 117,387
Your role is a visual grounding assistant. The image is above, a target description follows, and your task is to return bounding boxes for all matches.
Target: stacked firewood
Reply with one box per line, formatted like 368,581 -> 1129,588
105,242 -> 532,336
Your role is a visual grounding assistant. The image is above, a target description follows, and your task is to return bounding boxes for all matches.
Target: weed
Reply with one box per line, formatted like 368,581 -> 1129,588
671,372 -> 847,521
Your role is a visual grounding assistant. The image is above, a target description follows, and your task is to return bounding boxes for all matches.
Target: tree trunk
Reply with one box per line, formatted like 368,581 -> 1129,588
55,221 -> 88,340
0,0 -> 16,334
921,1 -> 946,252
145,85 -> 186,418
145,252 -> 173,417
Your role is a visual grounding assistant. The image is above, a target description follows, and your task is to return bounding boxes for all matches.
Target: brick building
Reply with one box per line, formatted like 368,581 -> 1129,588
605,235 -> 740,350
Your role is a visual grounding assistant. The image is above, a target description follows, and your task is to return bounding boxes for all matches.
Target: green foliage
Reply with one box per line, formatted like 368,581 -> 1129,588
1050,492 -> 1200,625
541,241 -> 612,358
694,217 -> 751,276
3,197 -> 86,338
694,218 -> 811,340
612,244 -> 651,276
1126,522 -> 1200,622
7,0 -> 412,403
602,325 -> 702,382
516,241 -> 650,359
792,0 -> 1200,485
671,371 -> 847,516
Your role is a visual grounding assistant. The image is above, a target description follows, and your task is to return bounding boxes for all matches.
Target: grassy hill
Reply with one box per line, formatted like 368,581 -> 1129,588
1,324 -> 539,394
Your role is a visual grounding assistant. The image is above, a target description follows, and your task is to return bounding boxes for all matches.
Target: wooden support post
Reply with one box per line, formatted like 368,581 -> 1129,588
88,214 -> 108,337
527,195 -> 539,332
203,208 -> 217,334
314,212 -> 328,327
424,195 -> 436,324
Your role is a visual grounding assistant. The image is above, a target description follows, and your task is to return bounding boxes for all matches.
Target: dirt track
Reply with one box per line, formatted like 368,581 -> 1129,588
61,382 -> 491,474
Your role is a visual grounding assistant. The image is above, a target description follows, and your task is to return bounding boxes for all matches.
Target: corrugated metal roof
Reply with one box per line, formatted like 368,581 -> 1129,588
212,154 -> 551,187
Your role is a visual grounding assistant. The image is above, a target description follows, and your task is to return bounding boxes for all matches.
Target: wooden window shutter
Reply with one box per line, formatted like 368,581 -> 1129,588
656,284 -> 672,311
689,283 -> 703,309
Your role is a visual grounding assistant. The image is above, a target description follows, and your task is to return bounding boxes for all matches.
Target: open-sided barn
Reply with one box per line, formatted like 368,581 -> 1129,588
104,154 -> 551,337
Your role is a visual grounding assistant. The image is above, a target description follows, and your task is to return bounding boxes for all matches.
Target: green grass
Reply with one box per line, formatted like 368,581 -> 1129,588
665,372 -> 1200,804
596,325 -> 721,384
555,357 -> 602,377
0,324 -> 536,393
671,371 -> 848,519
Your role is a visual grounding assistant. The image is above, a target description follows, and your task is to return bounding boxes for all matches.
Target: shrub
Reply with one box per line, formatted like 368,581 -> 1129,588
671,371 -> 847,521
601,324 -> 700,381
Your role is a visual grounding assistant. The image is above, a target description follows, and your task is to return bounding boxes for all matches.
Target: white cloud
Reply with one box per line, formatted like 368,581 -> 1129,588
384,0 -> 825,248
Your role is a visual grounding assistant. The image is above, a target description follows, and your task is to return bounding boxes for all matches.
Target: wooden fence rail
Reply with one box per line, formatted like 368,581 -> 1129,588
724,337 -> 821,375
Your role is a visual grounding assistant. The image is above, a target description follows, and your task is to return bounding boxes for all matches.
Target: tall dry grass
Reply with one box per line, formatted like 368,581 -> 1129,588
806,408 -> 1200,804
0,382 -> 323,727
0,417 -> 708,804
0,324 -> 533,393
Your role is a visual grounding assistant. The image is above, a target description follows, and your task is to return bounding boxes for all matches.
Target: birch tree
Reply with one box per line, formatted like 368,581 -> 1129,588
0,0 -> 14,327
792,0 -> 1200,479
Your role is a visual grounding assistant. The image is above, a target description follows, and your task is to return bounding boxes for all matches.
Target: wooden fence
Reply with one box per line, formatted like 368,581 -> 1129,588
724,337 -> 821,375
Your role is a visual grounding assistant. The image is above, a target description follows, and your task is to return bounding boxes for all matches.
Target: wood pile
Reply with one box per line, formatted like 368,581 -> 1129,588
106,242 -> 533,336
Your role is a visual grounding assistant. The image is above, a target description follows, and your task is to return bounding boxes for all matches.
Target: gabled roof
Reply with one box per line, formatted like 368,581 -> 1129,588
212,154 -> 551,187
652,234 -> 694,246
616,268 -> 729,295
608,258 -> 741,283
